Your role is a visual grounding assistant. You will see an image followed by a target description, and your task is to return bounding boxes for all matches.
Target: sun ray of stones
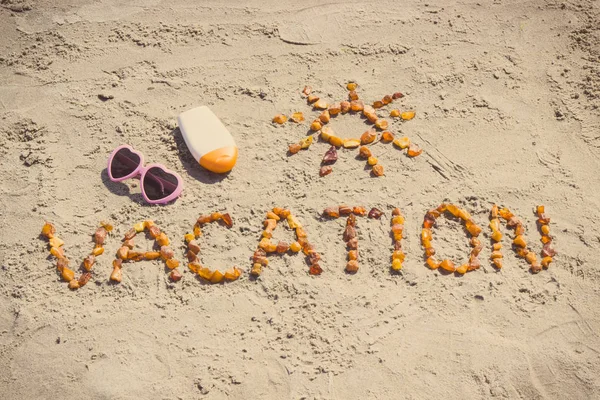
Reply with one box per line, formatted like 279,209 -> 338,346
251,208 -> 322,277
273,82 -> 422,176
186,212 -> 242,284
110,220 -> 182,283
41,221 -> 113,290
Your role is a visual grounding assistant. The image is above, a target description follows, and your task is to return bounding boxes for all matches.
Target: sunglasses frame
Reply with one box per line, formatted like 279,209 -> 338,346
107,144 -> 184,204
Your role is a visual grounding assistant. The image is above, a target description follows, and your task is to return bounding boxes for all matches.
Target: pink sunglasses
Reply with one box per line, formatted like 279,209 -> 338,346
107,145 -> 184,204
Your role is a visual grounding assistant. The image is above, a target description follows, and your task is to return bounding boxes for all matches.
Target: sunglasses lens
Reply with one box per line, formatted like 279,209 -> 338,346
143,167 -> 180,201
110,148 -> 141,179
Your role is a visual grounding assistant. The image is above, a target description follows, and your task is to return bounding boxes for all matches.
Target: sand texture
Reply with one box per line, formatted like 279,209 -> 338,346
1,0 -> 600,399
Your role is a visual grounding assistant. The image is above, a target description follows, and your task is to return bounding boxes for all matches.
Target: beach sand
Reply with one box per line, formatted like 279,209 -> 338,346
1,0 -> 600,398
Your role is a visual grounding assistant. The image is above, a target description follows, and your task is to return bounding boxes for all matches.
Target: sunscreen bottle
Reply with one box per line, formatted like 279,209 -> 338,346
177,106 -> 238,173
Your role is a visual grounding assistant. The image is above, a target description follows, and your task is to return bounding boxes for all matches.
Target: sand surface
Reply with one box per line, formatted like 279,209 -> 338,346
1,0 -> 600,399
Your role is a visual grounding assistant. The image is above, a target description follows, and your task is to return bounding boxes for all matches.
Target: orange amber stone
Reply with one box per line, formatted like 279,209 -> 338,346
393,136 -> 411,149
309,263 -> 323,275
49,237 -> 64,248
300,135 -> 313,149
382,95 -> 393,105
457,209 -> 471,221
390,109 -> 400,118
426,257 -> 440,270
197,215 -> 212,225
339,205 -> 353,215
276,241 -> 289,253
536,205 -> 545,215
319,110 -> 331,124
407,143 -> 422,157
117,246 -> 129,260
513,235 -> 527,248
350,100 -> 364,112
110,267 -> 122,282
302,86 -> 312,96
392,250 -> 405,261
290,112 -> 305,122
198,267 -> 214,281
456,264 -> 468,274
541,256 -> 553,268
391,259 -> 403,271
372,165 -> 384,177
541,225 -> 550,235
68,280 -> 80,290
361,130 -> 377,145
329,136 -> 344,147
498,208 -> 514,220
489,218 -> 500,232
465,221 -> 482,237
224,267 -> 241,281
144,251 -> 161,260
359,146 -> 372,158
314,99 -> 328,110
347,82 -> 357,91
490,204 -> 498,218
401,111 -> 416,120
491,230 -> 502,242
272,114 -> 287,124
353,206 -> 367,216
324,207 -> 340,218
367,156 -> 378,166
329,104 -> 341,115
373,101 -> 383,109
160,246 -> 174,260
541,235 -> 552,244
41,222 -> 56,238
310,120 -> 322,131
375,119 -> 389,130
166,259 -> 179,269
492,259 -> 503,269
50,246 -> 65,259
525,252 -> 537,264
348,91 -> 359,101
83,255 -> 95,271
346,260 -> 359,273
61,267 -> 75,282
421,228 -> 432,242
493,243 -> 502,251
381,131 -> 394,142
343,138 -> 361,148
340,101 -> 351,113
287,214 -> 302,229
364,112 -> 378,123
348,250 -> 358,261
210,270 -> 225,284
515,224 -> 525,236
250,263 -> 262,276
490,251 -> 503,259
156,232 -> 170,246
288,144 -> 301,155
319,166 -> 332,177
148,225 -> 161,239
440,259 -> 455,272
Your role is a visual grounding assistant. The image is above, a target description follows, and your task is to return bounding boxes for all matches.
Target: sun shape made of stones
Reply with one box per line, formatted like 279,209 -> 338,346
273,82 -> 422,177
